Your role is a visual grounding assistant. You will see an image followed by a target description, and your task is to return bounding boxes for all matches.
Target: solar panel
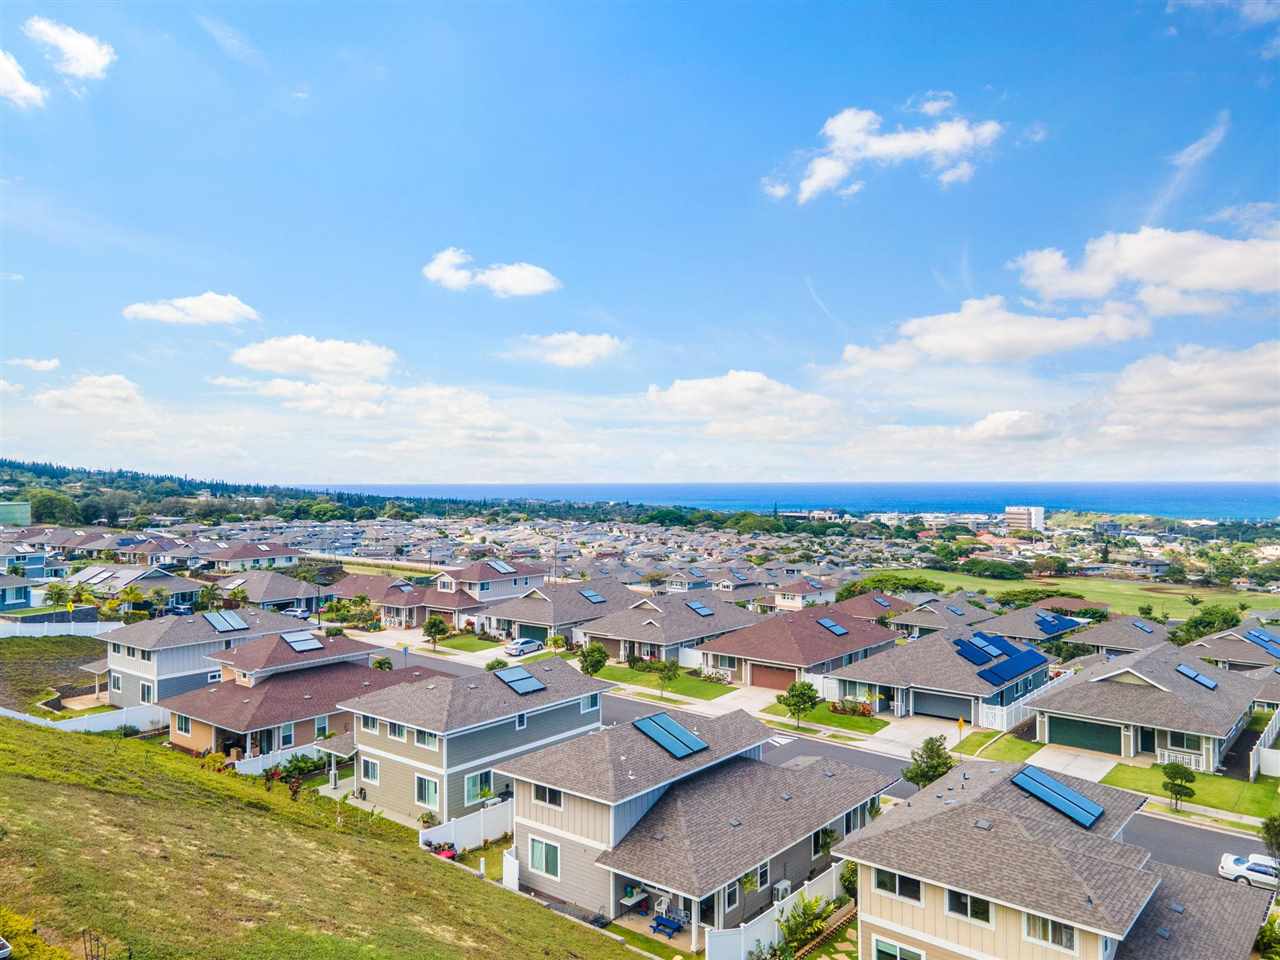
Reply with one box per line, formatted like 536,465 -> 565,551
224,578 -> 246,589
647,712 -> 709,754
202,610 -> 234,632
1175,662 -> 1218,691
1012,767 -> 1103,829
284,631 -> 324,652
1244,631 -> 1280,659
1132,620 -> 1153,634
816,617 -> 849,637
1035,612 -> 1076,635
732,570 -> 748,581
872,596 -> 891,608
487,560 -> 516,574
89,570 -> 115,585
953,639 -> 993,666
221,610 -> 248,630
975,631 -> 1023,657
976,666 -> 1005,686
633,714 -> 707,758
495,665 -> 547,695
946,605 -> 966,616
685,600 -> 713,617
969,635 -> 1003,657
982,648 -> 1048,684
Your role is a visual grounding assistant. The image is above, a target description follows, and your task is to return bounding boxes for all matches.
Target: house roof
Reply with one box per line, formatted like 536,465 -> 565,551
891,592 -> 996,631
445,559 -> 547,582
67,564 -> 203,597
331,572 -> 408,600
215,570 -> 325,604
833,591 -> 912,620
1069,615 -> 1170,653
697,606 -> 897,668
99,606 -> 308,651
970,606 -> 1085,641
578,589 -> 764,647
480,578 -> 639,628
1031,643 -> 1264,738
496,708 -> 771,803
833,761 -> 1153,938
0,574 -> 32,589
337,656 -> 611,734
1190,617 -> 1280,668
595,755 -> 897,898
206,541 -> 299,561
206,632 -> 377,675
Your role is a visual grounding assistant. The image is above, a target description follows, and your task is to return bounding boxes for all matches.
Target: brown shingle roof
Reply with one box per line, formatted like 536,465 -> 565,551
206,632 -> 378,674
832,591 -> 912,620
697,607 -> 896,668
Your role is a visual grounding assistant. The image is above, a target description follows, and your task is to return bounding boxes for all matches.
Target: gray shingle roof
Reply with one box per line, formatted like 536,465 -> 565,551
102,606 -> 310,651
578,589 -> 765,646
337,656 -> 611,733
892,591 -> 996,631
973,607 -> 1087,641
216,570 -> 325,604
496,708 -> 770,803
1189,617 -> 1280,668
595,755 -> 897,897
1069,615 -> 1170,653
480,578 -> 639,628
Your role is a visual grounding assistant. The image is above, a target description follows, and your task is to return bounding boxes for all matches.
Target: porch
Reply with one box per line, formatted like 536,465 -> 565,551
317,775 -> 423,829
612,907 -> 699,954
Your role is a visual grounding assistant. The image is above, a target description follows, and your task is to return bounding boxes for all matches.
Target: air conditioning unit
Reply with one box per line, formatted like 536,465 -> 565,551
356,787 -> 367,801
772,880 -> 792,902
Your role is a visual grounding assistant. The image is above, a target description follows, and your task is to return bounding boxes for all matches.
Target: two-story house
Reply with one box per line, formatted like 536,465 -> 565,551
337,658 -> 610,824
0,573 -> 33,612
834,760 -> 1270,960
496,708 -> 897,953
0,541 -> 49,579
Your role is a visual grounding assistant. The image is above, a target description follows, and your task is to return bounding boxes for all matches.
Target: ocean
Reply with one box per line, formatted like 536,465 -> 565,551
300,482 -> 1280,521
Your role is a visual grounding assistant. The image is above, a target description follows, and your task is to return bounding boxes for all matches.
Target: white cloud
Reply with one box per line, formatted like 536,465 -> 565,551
211,375 -> 388,418
1167,0 -> 1280,26
122,291 -> 260,326
645,370 -> 835,439
790,107 -> 1003,203
23,17 -> 115,82
5,356 -> 60,372
1011,225 -> 1280,301
1020,122 -> 1049,144
908,90 -> 956,117
1207,201 -> 1280,237
0,379 -> 22,396
0,50 -> 47,109
0,272 -> 23,281
422,247 -> 561,297
230,334 -> 397,381
1136,285 -> 1231,316
760,177 -> 791,200
938,161 -> 975,185
504,332 -> 625,368
196,16 -> 265,68
33,374 -> 143,414
968,409 -> 1054,441
1146,110 -> 1229,224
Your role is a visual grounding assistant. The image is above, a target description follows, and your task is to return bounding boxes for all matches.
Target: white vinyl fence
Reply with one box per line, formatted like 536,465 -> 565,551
679,647 -> 704,669
0,702 -> 169,733
1249,709 -> 1280,780
0,619 -> 121,638
419,799 -> 513,852
977,669 -> 1075,732
233,743 -> 323,776
502,847 -> 521,891
705,863 -> 841,960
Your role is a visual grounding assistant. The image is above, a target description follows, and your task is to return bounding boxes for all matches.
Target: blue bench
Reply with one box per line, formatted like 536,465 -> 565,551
649,915 -> 683,939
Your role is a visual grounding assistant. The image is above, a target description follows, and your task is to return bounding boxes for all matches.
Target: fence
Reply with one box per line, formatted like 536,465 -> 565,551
502,847 -> 521,891
1249,709 -> 1280,780
705,863 -> 841,960
419,799 -> 513,852
0,702 -> 169,733
0,620 -> 121,638
678,647 -> 704,669
977,669 -> 1075,732
233,743 -> 322,776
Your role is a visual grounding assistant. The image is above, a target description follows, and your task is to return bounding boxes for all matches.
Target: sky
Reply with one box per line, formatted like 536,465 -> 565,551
0,1 -> 1277,484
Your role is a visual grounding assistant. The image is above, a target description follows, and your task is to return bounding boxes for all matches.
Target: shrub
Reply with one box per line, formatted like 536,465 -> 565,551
777,893 -> 834,949
485,658 -> 509,672
839,859 -> 858,898
0,907 -> 74,960
324,626 -> 344,637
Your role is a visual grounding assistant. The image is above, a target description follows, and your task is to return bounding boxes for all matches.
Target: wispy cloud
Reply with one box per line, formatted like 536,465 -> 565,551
0,50 -> 47,109
23,17 -> 116,88
1145,110 -> 1229,225
196,15 -> 266,69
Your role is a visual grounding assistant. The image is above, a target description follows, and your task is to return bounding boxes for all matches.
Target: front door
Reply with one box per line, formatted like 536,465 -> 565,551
1139,727 -> 1155,753
699,894 -> 715,927
258,727 -> 274,755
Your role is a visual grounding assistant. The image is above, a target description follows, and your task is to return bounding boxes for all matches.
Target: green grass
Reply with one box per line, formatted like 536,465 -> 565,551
522,649 -> 575,664
630,690 -> 692,704
1101,762 -> 1280,818
765,719 -> 823,735
605,923 -> 686,960
805,919 -> 859,958
454,834 -> 510,881
1145,800 -> 1262,837
2,604 -> 73,617
867,567 -> 1275,619
827,733 -> 864,743
981,735 -> 1043,763
439,633 -> 500,653
596,664 -> 736,700
761,702 -> 889,734
0,633 -> 105,714
953,731 -> 1000,755
342,561 -> 438,580
0,718 -> 635,960
1248,710 -> 1274,733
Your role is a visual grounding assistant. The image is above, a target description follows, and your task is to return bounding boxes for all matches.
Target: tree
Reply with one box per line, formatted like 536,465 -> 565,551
198,583 -> 220,611
1169,604 -> 1241,645
43,582 -> 69,607
1160,761 -> 1196,811
1184,593 -> 1203,607
149,587 -> 169,610
1262,814 -> 1280,873
118,585 -> 146,612
776,680 -> 821,729
485,657 -> 509,672
25,487 -> 81,525
422,615 -> 449,651
837,572 -> 945,602
547,633 -> 566,654
1137,604 -> 1153,618
995,587 -> 1085,608
1031,555 -> 1069,577
578,641 -> 609,677
902,735 -> 957,788
371,656 -> 393,671
656,659 -> 681,699
228,586 -> 250,605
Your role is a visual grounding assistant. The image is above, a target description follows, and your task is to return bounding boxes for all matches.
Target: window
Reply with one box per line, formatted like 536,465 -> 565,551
715,655 -> 737,670
110,673 -> 121,692
529,836 -> 560,879
1026,913 -> 1075,951
415,728 -> 438,750
140,682 -> 153,704
315,715 -> 328,739
361,714 -> 378,733
207,671 -> 221,683
534,784 -> 563,808
224,638 -> 233,650
361,757 -> 379,784
280,722 -> 295,748
724,881 -> 739,912
465,770 -> 493,805
126,646 -> 137,659
757,860 -> 769,890
140,649 -> 152,662
581,693 -> 599,713
480,581 -> 490,592
873,938 -> 924,960
111,642 -> 121,654
515,713 -> 527,731
415,774 -> 439,809
387,722 -> 406,740
176,715 -> 191,735
1169,731 -> 1201,751
874,869 -> 921,903
947,889 -> 992,924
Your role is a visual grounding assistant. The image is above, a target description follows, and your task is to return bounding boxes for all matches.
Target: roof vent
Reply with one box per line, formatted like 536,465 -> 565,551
362,681 -> 370,687
1170,902 -> 1185,915
974,819 -> 993,831
729,818 -> 742,828
1155,927 -> 1171,941
242,698 -> 250,704
468,683 -> 478,690
823,770 -> 835,778
781,792 -> 793,801
303,694 -> 312,700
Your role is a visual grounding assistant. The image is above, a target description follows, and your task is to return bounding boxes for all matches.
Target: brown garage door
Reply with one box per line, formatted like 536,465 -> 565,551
750,663 -> 798,690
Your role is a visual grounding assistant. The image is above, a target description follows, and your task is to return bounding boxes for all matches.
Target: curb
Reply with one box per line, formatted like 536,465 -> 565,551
1137,807 -> 1261,841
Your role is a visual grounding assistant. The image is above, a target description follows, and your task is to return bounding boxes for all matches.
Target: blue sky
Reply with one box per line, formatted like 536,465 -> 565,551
1,1 -> 1277,483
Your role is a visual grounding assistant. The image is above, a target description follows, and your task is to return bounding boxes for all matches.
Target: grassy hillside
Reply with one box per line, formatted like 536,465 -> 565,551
0,634 -> 104,714
0,719 -> 631,960
867,568 -> 1275,618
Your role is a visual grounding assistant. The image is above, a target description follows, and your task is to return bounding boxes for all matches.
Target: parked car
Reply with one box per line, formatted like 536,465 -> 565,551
504,637 -> 545,657
281,607 -> 311,619
0,934 -> 10,959
1218,853 -> 1278,890
171,603 -> 193,615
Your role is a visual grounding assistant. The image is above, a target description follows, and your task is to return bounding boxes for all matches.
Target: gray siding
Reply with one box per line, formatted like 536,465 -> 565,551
107,669 -> 158,708
157,672 -> 212,699
447,698 -> 600,769
612,784 -> 669,846
513,819 -> 613,916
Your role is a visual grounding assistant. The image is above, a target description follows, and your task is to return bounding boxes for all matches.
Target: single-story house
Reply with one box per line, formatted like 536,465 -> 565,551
479,578 -> 639,645
890,591 -> 995,637
1190,618 -> 1280,672
216,570 -> 334,613
205,541 -> 301,573
66,564 -> 202,610
0,573 -> 33,612
578,589 -> 765,662
966,605 -> 1088,643
831,591 -> 912,622
1068,615 -> 1169,659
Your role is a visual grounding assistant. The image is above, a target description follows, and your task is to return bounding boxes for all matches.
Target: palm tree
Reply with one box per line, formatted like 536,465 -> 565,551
68,582 -> 94,605
228,586 -> 250,607
198,583 -> 220,611
118,585 -> 146,612
423,615 -> 449,652
149,587 -> 168,611
43,582 -> 70,607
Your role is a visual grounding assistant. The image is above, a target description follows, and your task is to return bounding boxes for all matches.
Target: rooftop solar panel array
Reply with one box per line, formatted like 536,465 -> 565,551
976,648 -> 1048,686
1011,765 -> 1103,829
1174,662 -> 1218,691
633,712 -> 709,759
685,600 -> 714,617
945,605 -> 966,617
953,638 -> 993,666
487,560 -> 516,574
203,610 -> 234,632
1033,611 -> 1077,635
221,609 -> 248,630
816,617 -> 849,637
1132,619 -> 1154,634
872,596 -> 891,608
1245,629 -> 1280,659
974,631 -> 1023,658
579,589 -> 607,604
284,631 -> 324,652
494,665 -> 547,695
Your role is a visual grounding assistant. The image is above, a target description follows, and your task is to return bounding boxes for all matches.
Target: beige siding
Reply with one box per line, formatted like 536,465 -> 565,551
355,750 -> 430,821
512,819 -> 613,917
353,716 -> 446,768
170,715 -> 215,754
858,864 -> 1104,960
514,780 -> 611,846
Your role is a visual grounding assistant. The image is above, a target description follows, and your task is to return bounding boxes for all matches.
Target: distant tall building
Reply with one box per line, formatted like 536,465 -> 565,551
1004,505 -> 1045,532
0,501 -> 32,526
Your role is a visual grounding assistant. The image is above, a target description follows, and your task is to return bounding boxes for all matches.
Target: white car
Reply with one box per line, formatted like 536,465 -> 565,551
504,637 -> 545,657
281,607 -> 311,619
1218,853 -> 1278,890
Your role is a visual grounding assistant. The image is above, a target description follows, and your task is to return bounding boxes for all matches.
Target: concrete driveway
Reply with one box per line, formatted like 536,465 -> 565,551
862,715 -> 965,759
699,685 -> 781,716
1027,744 -> 1117,782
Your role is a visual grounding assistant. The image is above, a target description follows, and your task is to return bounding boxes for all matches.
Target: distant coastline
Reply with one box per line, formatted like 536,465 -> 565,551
299,481 -> 1280,521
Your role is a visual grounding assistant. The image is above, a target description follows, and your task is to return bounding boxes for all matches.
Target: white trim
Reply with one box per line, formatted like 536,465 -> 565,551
944,888 -> 995,929
723,879 -> 739,912
176,714 -> 191,735
280,721 -> 295,749
1023,911 -> 1079,956
206,671 -> 221,683
360,714 -> 379,733
140,681 -> 154,704
1090,667 -> 1170,692
532,783 -> 563,810
414,727 -> 439,751
339,693 -> 600,739
360,756 -> 380,785
872,867 -> 923,905
581,692 -> 600,714
414,772 -> 440,810
515,712 -> 527,731
356,743 -> 445,774
528,834 -> 561,880
464,769 -> 493,807
871,935 -> 928,960
387,721 -> 408,741
110,673 -> 122,692
314,714 -> 328,739
451,723 -> 601,774
514,815 -> 609,851
862,915 -> 996,960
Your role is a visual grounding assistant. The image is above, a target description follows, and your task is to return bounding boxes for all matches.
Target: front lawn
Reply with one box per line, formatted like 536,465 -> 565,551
953,731 -> 1000,756
1101,763 -> 1280,818
523,649 -> 575,664
761,702 -> 889,734
596,664 -> 736,700
765,719 -> 823,735
981,734 -> 1043,763
440,633 -> 500,653
1248,710 -> 1274,733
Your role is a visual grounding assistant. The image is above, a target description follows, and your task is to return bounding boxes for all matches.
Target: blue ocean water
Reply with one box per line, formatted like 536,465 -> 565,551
303,482 -> 1280,520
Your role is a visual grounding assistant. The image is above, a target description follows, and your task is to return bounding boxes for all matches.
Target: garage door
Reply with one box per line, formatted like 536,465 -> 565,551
912,691 -> 972,722
750,664 -> 798,690
517,624 -> 549,643
1048,716 -> 1122,754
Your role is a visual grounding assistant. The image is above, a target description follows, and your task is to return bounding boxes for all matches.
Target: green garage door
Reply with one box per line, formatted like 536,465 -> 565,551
517,624 -> 549,642
912,691 -> 972,722
1048,716 -> 1122,754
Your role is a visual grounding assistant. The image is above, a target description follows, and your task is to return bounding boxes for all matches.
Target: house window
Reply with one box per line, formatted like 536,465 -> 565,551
315,715 -> 328,738
716,655 -> 737,670
140,649 -> 152,662
811,828 -> 830,859
140,682 -> 153,704
224,638 -> 233,650
947,889 -> 992,924
110,673 -> 121,692
464,770 -> 492,805
111,642 -> 121,654
724,881 -> 739,912
360,757 -> 379,784
480,582 -> 490,592
1169,731 -> 1201,751
126,646 -> 137,659
844,809 -> 855,834
515,713 -> 527,731
533,784 -> 563,808
874,869 -> 921,903
873,938 -> 924,960
1026,913 -> 1075,951
207,671 -> 221,683
280,722 -> 295,748
387,722 -> 406,740
415,774 -> 439,809
581,693 -> 599,713
415,728 -> 438,750
757,860 -> 769,890
529,836 -> 560,879
361,715 -> 378,733
176,715 -> 191,735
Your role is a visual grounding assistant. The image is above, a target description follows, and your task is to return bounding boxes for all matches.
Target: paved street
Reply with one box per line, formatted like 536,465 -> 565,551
1122,813 -> 1264,878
